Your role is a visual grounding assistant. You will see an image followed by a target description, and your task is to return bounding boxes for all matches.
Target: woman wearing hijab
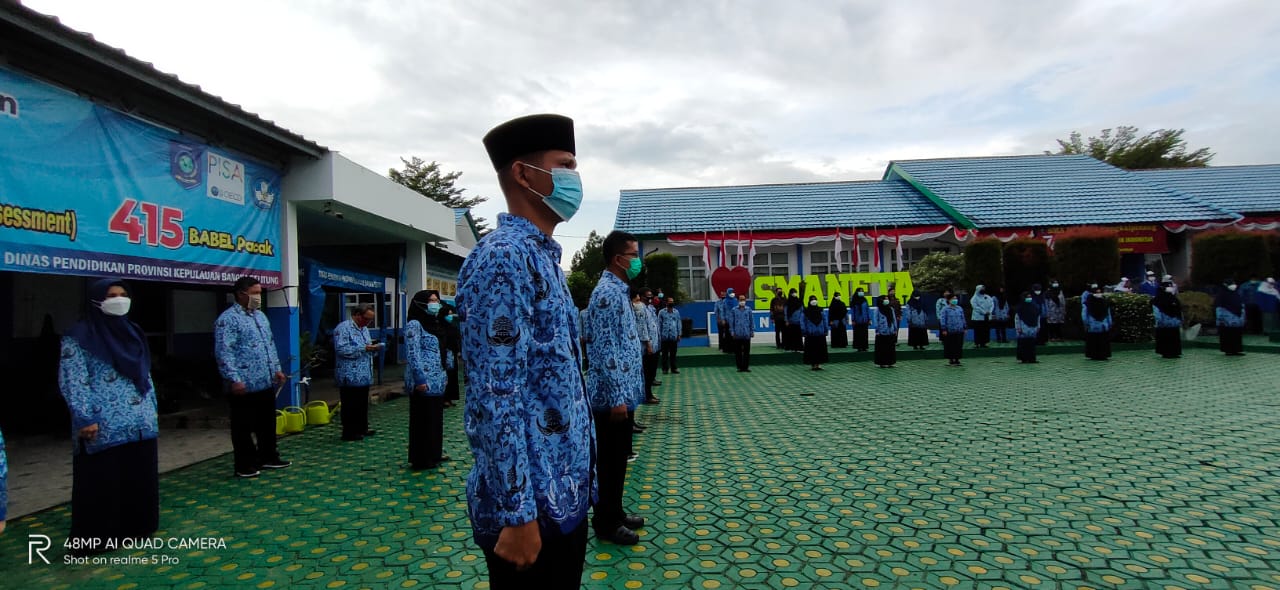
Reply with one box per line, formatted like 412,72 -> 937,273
828,292 -> 849,349
406,290 -> 449,470
1082,284 -> 1113,361
969,285 -> 994,348
938,294 -> 966,366
991,287 -> 1010,344
849,288 -> 871,352
801,296 -> 829,370
785,290 -> 804,352
873,296 -> 898,368
1216,279 -> 1246,355
1042,281 -> 1066,342
58,278 -> 159,554
1013,291 -> 1042,364
1152,282 -> 1183,359
415,290 -> 461,407
906,294 -> 930,350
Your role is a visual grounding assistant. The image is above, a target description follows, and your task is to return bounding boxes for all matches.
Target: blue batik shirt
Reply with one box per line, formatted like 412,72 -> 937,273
1015,315 -> 1040,338
802,311 -> 829,337
1081,294 -> 1114,333
586,271 -> 644,412
657,307 -> 682,342
214,305 -> 282,393
333,319 -> 375,387
939,305 -> 967,332
1153,307 -> 1182,329
633,303 -> 653,344
849,300 -> 871,325
1216,304 -> 1245,328
404,320 -> 447,397
455,213 -> 596,551
644,304 -> 659,345
874,308 -> 898,335
728,304 -> 755,339
0,427 -> 7,522
907,306 -> 929,328
58,337 -> 159,456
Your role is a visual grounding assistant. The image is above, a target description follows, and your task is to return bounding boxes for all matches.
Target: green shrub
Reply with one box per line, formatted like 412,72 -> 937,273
1053,228 -> 1120,294
1191,230 -> 1271,286
567,270 -> 595,309
1003,238 -> 1052,296
631,253 -> 681,301
1063,292 -> 1152,342
909,252 -> 965,294
1109,292 -> 1154,343
1179,291 -> 1214,327
963,239 -> 1003,290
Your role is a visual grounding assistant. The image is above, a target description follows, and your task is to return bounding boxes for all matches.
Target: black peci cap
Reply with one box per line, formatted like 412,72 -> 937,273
482,114 -> 575,171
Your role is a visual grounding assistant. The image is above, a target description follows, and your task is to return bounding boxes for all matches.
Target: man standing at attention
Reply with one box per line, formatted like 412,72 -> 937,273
333,305 -> 382,441
657,295 -> 682,375
214,276 -> 289,478
585,230 -> 647,546
456,114 -> 595,588
729,291 -> 755,372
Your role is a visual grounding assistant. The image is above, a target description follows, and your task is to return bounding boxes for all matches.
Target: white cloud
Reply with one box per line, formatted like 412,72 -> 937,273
22,0 -> 1280,267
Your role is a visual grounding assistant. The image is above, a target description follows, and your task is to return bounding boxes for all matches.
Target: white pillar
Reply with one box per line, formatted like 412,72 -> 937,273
404,240 -> 427,294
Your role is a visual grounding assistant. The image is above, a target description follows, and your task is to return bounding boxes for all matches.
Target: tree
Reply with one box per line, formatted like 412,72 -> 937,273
632,253 -> 680,302
962,239 -> 1004,291
1003,238 -> 1052,297
389,156 -> 491,234
909,252 -> 964,294
568,231 -> 605,306
567,271 -> 594,310
1047,126 -> 1213,169
1191,230 -> 1271,286
1052,228 -> 1120,294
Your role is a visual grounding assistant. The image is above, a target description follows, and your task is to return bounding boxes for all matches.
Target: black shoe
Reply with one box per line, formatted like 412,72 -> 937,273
342,435 -> 364,442
643,398 -> 660,405
627,453 -> 638,463
632,425 -> 645,433
436,455 -> 451,463
622,515 -> 646,529
596,525 -> 640,545
261,460 -> 292,470
743,368 -> 751,372
235,470 -> 261,479
671,370 -> 680,374
653,380 -> 662,386
364,429 -> 378,437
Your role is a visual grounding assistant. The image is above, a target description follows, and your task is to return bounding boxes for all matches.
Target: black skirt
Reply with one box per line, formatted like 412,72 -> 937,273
852,324 -> 870,351
1084,331 -> 1111,360
1155,327 -> 1182,358
830,324 -> 848,348
874,334 -> 896,366
803,334 -> 829,364
972,320 -> 990,346
71,438 -> 160,553
942,332 -> 964,360
785,324 -> 804,351
907,326 -> 929,348
1016,337 -> 1037,363
409,394 -> 445,469
1219,326 -> 1244,354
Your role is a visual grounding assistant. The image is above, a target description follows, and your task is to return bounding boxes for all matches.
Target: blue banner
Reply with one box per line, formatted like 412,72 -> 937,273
0,67 -> 283,286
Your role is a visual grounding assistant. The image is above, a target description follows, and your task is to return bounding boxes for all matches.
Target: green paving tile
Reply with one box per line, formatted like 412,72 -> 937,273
3,348 -> 1280,588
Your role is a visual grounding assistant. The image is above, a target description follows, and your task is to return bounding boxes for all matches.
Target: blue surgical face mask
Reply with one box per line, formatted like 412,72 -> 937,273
522,163 -> 583,221
427,302 -> 442,313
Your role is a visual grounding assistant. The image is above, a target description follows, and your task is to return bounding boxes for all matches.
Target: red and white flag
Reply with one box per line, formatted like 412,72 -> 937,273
747,233 -> 757,268
833,228 -> 842,273
852,228 -> 860,269
735,229 -> 745,267
895,234 -> 904,271
718,233 -> 727,268
872,230 -> 881,271
702,232 -> 712,275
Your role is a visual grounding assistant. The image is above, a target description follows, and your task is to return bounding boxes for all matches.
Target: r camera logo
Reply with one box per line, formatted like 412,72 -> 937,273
29,534 -> 51,564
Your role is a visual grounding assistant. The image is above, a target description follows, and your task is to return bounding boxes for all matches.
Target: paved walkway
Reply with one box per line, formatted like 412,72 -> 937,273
2,348 -> 1278,589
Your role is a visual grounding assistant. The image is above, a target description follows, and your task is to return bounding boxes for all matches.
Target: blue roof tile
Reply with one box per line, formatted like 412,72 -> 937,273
1133,165 -> 1280,215
885,154 -> 1236,228
614,179 -> 954,235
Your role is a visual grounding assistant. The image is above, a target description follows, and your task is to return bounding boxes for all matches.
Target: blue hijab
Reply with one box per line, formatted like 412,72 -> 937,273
66,278 -> 152,395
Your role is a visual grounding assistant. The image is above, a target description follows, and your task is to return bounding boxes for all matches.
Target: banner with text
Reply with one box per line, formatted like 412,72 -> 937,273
0,67 -> 283,286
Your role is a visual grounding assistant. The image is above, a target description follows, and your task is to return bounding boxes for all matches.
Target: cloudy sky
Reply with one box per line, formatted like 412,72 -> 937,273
22,0 -> 1280,260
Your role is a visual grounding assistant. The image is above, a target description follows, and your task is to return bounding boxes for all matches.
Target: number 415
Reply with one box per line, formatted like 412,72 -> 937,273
109,199 -> 184,249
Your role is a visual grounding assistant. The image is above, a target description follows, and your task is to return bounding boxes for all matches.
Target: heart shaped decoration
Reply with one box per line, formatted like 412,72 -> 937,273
710,266 -> 752,298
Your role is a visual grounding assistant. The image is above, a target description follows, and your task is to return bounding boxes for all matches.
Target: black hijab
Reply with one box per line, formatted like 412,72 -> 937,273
994,287 -> 1007,308
410,289 -> 447,337
876,298 -> 895,322
67,278 -> 152,395
805,299 -> 823,325
850,291 -> 868,309
908,294 -> 924,311
828,294 -> 847,319
786,291 -> 802,315
1215,282 -> 1244,315
1085,290 -> 1110,321
1153,283 -> 1181,318
1016,291 -> 1041,326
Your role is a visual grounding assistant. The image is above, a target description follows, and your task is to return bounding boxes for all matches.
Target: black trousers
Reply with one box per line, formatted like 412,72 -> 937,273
642,345 -> 658,399
593,412 -> 632,529
942,332 -> 964,361
482,520 -> 588,590
772,314 -> 785,347
1045,322 -> 1063,341
717,323 -> 728,351
733,337 -> 751,370
408,394 -> 444,469
70,438 -> 159,553
228,388 -> 281,473
340,386 -> 370,439
972,320 -> 990,346
444,366 -> 460,402
1219,326 -> 1244,354
660,339 -> 679,373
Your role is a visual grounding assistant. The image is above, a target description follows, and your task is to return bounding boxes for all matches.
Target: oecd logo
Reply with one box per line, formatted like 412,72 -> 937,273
253,177 -> 277,210
169,141 -> 204,190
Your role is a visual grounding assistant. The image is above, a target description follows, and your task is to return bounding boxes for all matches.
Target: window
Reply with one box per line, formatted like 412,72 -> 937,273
675,255 -> 709,301
889,246 -> 955,271
753,252 -> 789,278
342,293 -> 379,328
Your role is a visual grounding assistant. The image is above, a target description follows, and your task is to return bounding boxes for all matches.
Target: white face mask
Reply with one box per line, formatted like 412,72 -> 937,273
1164,287 -> 1175,293
1227,284 -> 1238,291
98,296 -> 132,317
247,293 -> 263,311
738,300 -> 746,308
